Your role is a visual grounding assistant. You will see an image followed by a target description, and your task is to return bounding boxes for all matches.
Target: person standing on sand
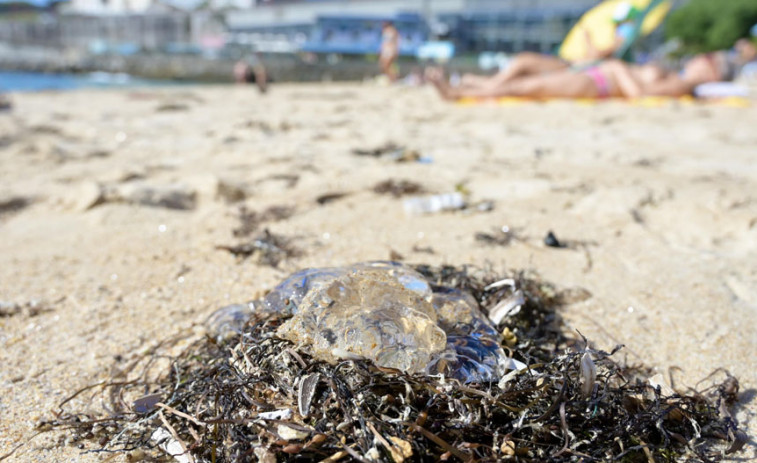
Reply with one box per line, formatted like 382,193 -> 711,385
0,94 -> 11,111
379,21 -> 400,82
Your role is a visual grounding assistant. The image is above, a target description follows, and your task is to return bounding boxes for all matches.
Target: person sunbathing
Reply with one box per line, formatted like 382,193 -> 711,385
459,38 -> 757,97
427,53 -> 735,101
459,36 -> 629,92
459,4 -> 643,92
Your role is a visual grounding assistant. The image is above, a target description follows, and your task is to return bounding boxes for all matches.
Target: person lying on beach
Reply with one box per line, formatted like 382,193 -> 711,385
459,4 -> 643,93
722,39 -> 757,76
426,53 -> 735,101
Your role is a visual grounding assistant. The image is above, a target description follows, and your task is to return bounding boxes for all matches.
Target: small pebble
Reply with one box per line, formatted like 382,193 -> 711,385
544,231 -> 563,248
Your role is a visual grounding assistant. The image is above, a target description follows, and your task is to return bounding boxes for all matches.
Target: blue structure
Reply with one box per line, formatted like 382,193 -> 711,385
225,2 -> 602,57
301,13 -> 427,56
0,0 -> 66,7
439,7 -> 587,54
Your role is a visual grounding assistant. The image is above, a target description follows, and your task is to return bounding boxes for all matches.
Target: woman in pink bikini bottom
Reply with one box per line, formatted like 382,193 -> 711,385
426,54 -> 730,101
584,66 -> 612,98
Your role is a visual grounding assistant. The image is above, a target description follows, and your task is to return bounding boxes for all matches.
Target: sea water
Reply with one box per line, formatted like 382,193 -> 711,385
0,70 -> 174,92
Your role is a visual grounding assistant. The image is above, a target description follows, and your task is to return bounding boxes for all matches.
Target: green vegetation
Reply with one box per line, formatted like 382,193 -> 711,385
666,0 -> 757,52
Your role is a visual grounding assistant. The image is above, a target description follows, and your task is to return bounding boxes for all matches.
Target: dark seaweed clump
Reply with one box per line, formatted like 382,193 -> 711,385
217,228 -> 301,267
42,265 -> 745,462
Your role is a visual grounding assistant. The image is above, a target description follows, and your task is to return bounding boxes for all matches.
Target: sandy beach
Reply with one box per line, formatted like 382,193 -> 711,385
1,84 -> 756,461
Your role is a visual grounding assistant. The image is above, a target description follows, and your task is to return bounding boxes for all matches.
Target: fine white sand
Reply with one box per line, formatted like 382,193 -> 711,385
1,84 -> 756,461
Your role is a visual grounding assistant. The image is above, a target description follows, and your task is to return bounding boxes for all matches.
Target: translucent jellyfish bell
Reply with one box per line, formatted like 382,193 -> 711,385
259,266 -> 348,315
276,267 -> 446,373
428,334 -> 509,383
205,303 -> 253,340
431,287 -> 498,337
205,262 -> 516,383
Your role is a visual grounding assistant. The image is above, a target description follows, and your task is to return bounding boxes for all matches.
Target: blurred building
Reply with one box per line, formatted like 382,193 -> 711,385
0,0 -> 604,58
226,0 -> 599,55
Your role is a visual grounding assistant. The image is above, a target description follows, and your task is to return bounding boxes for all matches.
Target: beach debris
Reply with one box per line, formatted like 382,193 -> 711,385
277,424 -> 310,441
0,299 -> 52,318
241,119 -> 274,135
204,303 -> 253,340
372,179 -> 424,197
216,229 -> 300,267
232,204 -> 295,238
29,124 -> 63,135
466,199 -> 495,213
256,173 -> 299,190
403,193 -> 465,216
454,182 -> 471,196
487,289 -> 525,325
475,228 -> 514,246
114,183 -> 197,210
0,195 -> 33,217
259,409 -> 293,420
64,182 -> 105,211
151,427 -> 194,463
0,301 -> 21,317
351,142 -> 421,163
648,373 -> 675,396
544,230 -> 565,248
46,264 -> 746,463
214,179 -> 248,203
316,192 -> 349,205
254,447 -> 276,463
556,287 -> 593,305
580,352 -> 597,399
65,182 -> 198,211
132,393 -> 162,414
0,134 -> 14,149
297,373 -> 319,418
155,102 -> 190,112
726,430 -> 748,455
411,244 -> 434,254
102,168 -> 146,184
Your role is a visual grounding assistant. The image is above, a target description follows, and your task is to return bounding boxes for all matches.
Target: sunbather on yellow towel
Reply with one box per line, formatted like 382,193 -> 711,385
427,48 -> 753,101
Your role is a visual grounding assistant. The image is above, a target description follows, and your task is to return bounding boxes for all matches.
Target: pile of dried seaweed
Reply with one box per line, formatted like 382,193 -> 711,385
44,265 -> 745,462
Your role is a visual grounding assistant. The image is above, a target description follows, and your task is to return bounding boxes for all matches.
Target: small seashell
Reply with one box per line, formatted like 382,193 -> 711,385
500,439 -> 516,456
580,352 -> 596,399
389,436 -> 413,462
489,290 -> 525,325
277,424 -> 310,441
258,409 -> 292,420
298,373 -> 320,418
132,393 -> 162,414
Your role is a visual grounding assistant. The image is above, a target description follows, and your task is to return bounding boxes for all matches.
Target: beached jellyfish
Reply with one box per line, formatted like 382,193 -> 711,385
205,303 -> 254,340
276,265 -> 445,373
258,261 -> 432,315
206,262 -> 515,383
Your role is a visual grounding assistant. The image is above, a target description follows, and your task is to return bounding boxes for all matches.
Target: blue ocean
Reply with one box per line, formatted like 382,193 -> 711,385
0,71 -> 171,92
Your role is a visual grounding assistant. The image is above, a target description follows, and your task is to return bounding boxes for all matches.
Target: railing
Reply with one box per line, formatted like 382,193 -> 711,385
0,13 -> 191,50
